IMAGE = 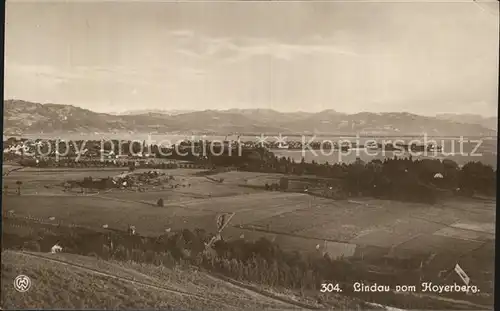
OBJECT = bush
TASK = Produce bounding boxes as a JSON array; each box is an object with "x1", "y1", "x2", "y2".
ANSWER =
[
  {"x1": 131, "y1": 249, "x2": 144, "y2": 263},
  {"x1": 161, "y1": 251, "x2": 177, "y2": 267},
  {"x1": 102, "y1": 244, "x2": 111, "y2": 260},
  {"x1": 87, "y1": 252, "x2": 99, "y2": 258},
  {"x1": 144, "y1": 250, "x2": 156, "y2": 263},
  {"x1": 114, "y1": 245, "x2": 128, "y2": 261},
  {"x1": 23, "y1": 241, "x2": 41, "y2": 252}
]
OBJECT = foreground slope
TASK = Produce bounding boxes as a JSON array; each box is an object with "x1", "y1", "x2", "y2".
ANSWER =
[{"x1": 1, "y1": 250, "x2": 302, "y2": 310}]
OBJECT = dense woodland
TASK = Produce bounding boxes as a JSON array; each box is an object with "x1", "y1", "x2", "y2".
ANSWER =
[{"x1": 255, "y1": 155, "x2": 497, "y2": 203}]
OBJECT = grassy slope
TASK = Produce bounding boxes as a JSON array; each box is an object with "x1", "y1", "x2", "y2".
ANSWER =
[{"x1": 1, "y1": 250, "x2": 300, "y2": 310}]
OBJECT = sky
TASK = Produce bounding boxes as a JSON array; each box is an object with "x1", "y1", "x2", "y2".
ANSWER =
[{"x1": 4, "y1": 0, "x2": 499, "y2": 116}]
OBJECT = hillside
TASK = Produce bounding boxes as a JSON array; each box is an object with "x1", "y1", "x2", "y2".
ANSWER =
[
  {"x1": 1, "y1": 250, "x2": 318, "y2": 310},
  {"x1": 3, "y1": 100, "x2": 496, "y2": 136},
  {"x1": 225, "y1": 108, "x2": 314, "y2": 124},
  {"x1": 3, "y1": 100, "x2": 127, "y2": 134},
  {"x1": 436, "y1": 113, "x2": 497, "y2": 130},
  {"x1": 114, "y1": 109, "x2": 194, "y2": 116},
  {"x1": 282, "y1": 111, "x2": 496, "y2": 136}
]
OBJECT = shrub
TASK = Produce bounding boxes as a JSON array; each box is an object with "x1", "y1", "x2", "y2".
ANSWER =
[
  {"x1": 114, "y1": 245, "x2": 128, "y2": 260},
  {"x1": 23, "y1": 241, "x2": 41, "y2": 252},
  {"x1": 161, "y1": 251, "x2": 177, "y2": 267},
  {"x1": 131, "y1": 249, "x2": 144, "y2": 263},
  {"x1": 144, "y1": 250, "x2": 156, "y2": 263},
  {"x1": 87, "y1": 252, "x2": 99, "y2": 258},
  {"x1": 101, "y1": 244, "x2": 111, "y2": 260}
]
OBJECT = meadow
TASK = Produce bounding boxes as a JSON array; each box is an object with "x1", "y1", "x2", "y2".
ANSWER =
[
  {"x1": 2, "y1": 166, "x2": 495, "y2": 305},
  {"x1": 1, "y1": 250, "x2": 299, "y2": 310}
]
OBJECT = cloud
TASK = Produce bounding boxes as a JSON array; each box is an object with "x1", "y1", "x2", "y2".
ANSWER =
[
  {"x1": 5, "y1": 63, "x2": 78, "y2": 86},
  {"x1": 173, "y1": 34, "x2": 359, "y2": 64},
  {"x1": 180, "y1": 68, "x2": 205, "y2": 77},
  {"x1": 170, "y1": 29, "x2": 195, "y2": 39},
  {"x1": 227, "y1": 42, "x2": 359, "y2": 63},
  {"x1": 4, "y1": 61, "x2": 192, "y2": 109},
  {"x1": 5, "y1": 62, "x2": 206, "y2": 89},
  {"x1": 176, "y1": 49, "x2": 203, "y2": 59}
]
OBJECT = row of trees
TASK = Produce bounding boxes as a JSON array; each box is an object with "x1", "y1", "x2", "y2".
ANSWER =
[
  {"x1": 5, "y1": 223, "x2": 400, "y2": 297},
  {"x1": 243, "y1": 155, "x2": 496, "y2": 203},
  {"x1": 14, "y1": 157, "x2": 214, "y2": 171},
  {"x1": 4, "y1": 138, "x2": 240, "y2": 162},
  {"x1": 7, "y1": 219, "x2": 485, "y2": 308}
]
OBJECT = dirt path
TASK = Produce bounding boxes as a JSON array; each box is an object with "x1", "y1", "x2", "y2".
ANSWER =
[
  {"x1": 204, "y1": 272, "x2": 318, "y2": 310},
  {"x1": 92, "y1": 195, "x2": 156, "y2": 206},
  {"x1": 2, "y1": 166, "x2": 24, "y2": 176},
  {"x1": 13, "y1": 251, "x2": 302, "y2": 310},
  {"x1": 235, "y1": 224, "x2": 353, "y2": 245}
]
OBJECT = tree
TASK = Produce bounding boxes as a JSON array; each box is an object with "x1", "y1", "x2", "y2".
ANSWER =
[
  {"x1": 157, "y1": 198, "x2": 164, "y2": 207},
  {"x1": 459, "y1": 162, "x2": 495, "y2": 196},
  {"x1": 15, "y1": 181, "x2": 22, "y2": 195},
  {"x1": 441, "y1": 159, "x2": 459, "y2": 189},
  {"x1": 417, "y1": 159, "x2": 444, "y2": 182}
]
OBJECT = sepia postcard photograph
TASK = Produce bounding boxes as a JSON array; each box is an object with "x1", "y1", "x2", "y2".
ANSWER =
[{"x1": 1, "y1": 0, "x2": 498, "y2": 310}]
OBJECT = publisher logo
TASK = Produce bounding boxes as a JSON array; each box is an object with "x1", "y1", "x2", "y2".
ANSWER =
[{"x1": 14, "y1": 275, "x2": 31, "y2": 292}]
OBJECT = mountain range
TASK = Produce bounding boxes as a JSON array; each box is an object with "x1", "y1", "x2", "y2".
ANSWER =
[
  {"x1": 3, "y1": 100, "x2": 497, "y2": 137},
  {"x1": 112, "y1": 109, "x2": 194, "y2": 116},
  {"x1": 435, "y1": 113, "x2": 497, "y2": 131}
]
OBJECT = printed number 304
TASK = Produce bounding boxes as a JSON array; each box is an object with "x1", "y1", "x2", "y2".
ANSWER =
[{"x1": 320, "y1": 283, "x2": 342, "y2": 293}]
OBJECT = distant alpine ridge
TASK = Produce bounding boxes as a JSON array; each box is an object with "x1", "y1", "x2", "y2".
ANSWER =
[{"x1": 3, "y1": 100, "x2": 496, "y2": 137}]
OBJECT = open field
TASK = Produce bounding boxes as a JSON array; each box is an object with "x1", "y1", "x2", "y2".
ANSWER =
[
  {"x1": 96, "y1": 179, "x2": 263, "y2": 203},
  {"x1": 3, "y1": 168, "x2": 495, "y2": 250},
  {"x1": 2, "y1": 166, "x2": 263, "y2": 198},
  {"x1": 206, "y1": 171, "x2": 286, "y2": 185},
  {"x1": 2, "y1": 168, "x2": 495, "y2": 303},
  {"x1": 1, "y1": 250, "x2": 309, "y2": 310},
  {"x1": 3, "y1": 195, "x2": 218, "y2": 234},
  {"x1": 4, "y1": 182, "x2": 494, "y2": 261}
]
